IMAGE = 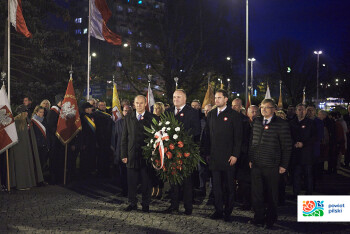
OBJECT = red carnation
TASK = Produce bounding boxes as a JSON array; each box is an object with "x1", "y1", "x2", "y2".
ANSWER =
[
  {"x1": 184, "y1": 152, "x2": 190, "y2": 158},
  {"x1": 169, "y1": 144, "x2": 175, "y2": 150},
  {"x1": 177, "y1": 152, "x2": 183, "y2": 158},
  {"x1": 177, "y1": 159, "x2": 183, "y2": 165},
  {"x1": 166, "y1": 151, "x2": 173, "y2": 159},
  {"x1": 178, "y1": 141, "x2": 184, "y2": 148}
]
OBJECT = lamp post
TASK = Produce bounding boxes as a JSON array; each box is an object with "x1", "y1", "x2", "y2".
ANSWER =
[
  {"x1": 245, "y1": 0, "x2": 249, "y2": 108},
  {"x1": 227, "y1": 78, "x2": 231, "y2": 93},
  {"x1": 314, "y1": 50, "x2": 322, "y2": 102},
  {"x1": 174, "y1": 77, "x2": 179, "y2": 89},
  {"x1": 248, "y1": 58, "x2": 255, "y2": 96},
  {"x1": 124, "y1": 43, "x2": 132, "y2": 67}
]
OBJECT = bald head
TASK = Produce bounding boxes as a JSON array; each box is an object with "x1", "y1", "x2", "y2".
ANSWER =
[
  {"x1": 232, "y1": 98, "x2": 242, "y2": 113},
  {"x1": 134, "y1": 95, "x2": 147, "y2": 114}
]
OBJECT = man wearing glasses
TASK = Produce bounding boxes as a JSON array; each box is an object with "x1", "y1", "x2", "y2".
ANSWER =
[{"x1": 248, "y1": 99, "x2": 292, "y2": 228}]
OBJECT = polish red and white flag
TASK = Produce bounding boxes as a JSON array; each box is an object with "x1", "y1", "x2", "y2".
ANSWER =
[
  {"x1": 9, "y1": 0, "x2": 32, "y2": 38},
  {"x1": 0, "y1": 85, "x2": 18, "y2": 154},
  {"x1": 90, "y1": 0, "x2": 122, "y2": 45}
]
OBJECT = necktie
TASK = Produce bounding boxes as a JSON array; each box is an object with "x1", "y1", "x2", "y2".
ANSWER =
[
  {"x1": 217, "y1": 110, "x2": 222, "y2": 116},
  {"x1": 264, "y1": 119, "x2": 268, "y2": 125},
  {"x1": 138, "y1": 114, "x2": 142, "y2": 121},
  {"x1": 176, "y1": 108, "x2": 181, "y2": 116}
]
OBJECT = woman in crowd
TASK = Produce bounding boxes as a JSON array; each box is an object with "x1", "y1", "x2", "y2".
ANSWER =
[
  {"x1": 151, "y1": 102, "x2": 165, "y2": 199},
  {"x1": 31, "y1": 106, "x2": 50, "y2": 181},
  {"x1": 40, "y1": 99, "x2": 51, "y2": 118},
  {"x1": 9, "y1": 106, "x2": 44, "y2": 190}
]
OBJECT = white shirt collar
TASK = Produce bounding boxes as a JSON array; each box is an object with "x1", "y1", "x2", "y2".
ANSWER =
[
  {"x1": 136, "y1": 111, "x2": 145, "y2": 117},
  {"x1": 175, "y1": 105, "x2": 186, "y2": 113},
  {"x1": 263, "y1": 116, "x2": 273, "y2": 124},
  {"x1": 217, "y1": 106, "x2": 227, "y2": 115}
]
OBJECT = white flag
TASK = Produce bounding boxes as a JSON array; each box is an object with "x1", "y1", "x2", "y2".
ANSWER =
[
  {"x1": 0, "y1": 85, "x2": 18, "y2": 154},
  {"x1": 265, "y1": 83, "x2": 271, "y2": 99}
]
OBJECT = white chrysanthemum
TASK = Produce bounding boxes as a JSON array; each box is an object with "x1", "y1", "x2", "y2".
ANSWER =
[
  {"x1": 162, "y1": 127, "x2": 166, "y2": 132},
  {"x1": 165, "y1": 121, "x2": 170, "y2": 125},
  {"x1": 159, "y1": 122, "x2": 162, "y2": 126},
  {"x1": 150, "y1": 139, "x2": 154, "y2": 143},
  {"x1": 153, "y1": 143, "x2": 157, "y2": 148},
  {"x1": 167, "y1": 127, "x2": 171, "y2": 131},
  {"x1": 175, "y1": 127, "x2": 181, "y2": 132},
  {"x1": 173, "y1": 134, "x2": 178, "y2": 140},
  {"x1": 147, "y1": 143, "x2": 150, "y2": 147}
]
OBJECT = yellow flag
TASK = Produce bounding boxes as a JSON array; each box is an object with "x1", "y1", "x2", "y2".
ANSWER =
[
  {"x1": 112, "y1": 83, "x2": 123, "y2": 121},
  {"x1": 202, "y1": 84, "x2": 215, "y2": 108},
  {"x1": 278, "y1": 82, "x2": 283, "y2": 109}
]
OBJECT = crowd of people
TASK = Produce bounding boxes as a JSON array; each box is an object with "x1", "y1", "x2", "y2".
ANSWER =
[{"x1": 1, "y1": 89, "x2": 350, "y2": 229}]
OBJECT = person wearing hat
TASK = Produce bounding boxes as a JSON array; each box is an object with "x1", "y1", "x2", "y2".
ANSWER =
[
  {"x1": 46, "y1": 94, "x2": 64, "y2": 184},
  {"x1": 9, "y1": 106, "x2": 44, "y2": 189},
  {"x1": 79, "y1": 102, "x2": 97, "y2": 177}
]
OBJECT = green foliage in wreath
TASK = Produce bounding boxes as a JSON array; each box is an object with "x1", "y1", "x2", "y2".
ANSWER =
[{"x1": 143, "y1": 112, "x2": 204, "y2": 185}]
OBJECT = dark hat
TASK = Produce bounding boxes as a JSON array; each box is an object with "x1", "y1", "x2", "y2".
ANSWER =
[
  {"x1": 81, "y1": 102, "x2": 93, "y2": 110},
  {"x1": 15, "y1": 104, "x2": 29, "y2": 114},
  {"x1": 55, "y1": 94, "x2": 64, "y2": 105}
]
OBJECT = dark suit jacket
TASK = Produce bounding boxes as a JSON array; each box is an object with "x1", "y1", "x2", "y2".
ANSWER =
[
  {"x1": 290, "y1": 117, "x2": 317, "y2": 165},
  {"x1": 121, "y1": 110, "x2": 155, "y2": 169},
  {"x1": 166, "y1": 105, "x2": 201, "y2": 142},
  {"x1": 91, "y1": 109, "x2": 113, "y2": 149},
  {"x1": 203, "y1": 107, "x2": 243, "y2": 171}
]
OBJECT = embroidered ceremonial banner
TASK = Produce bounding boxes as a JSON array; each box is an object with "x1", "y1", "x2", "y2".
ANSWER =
[{"x1": 56, "y1": 78, "x2": 82, "y2": 144}]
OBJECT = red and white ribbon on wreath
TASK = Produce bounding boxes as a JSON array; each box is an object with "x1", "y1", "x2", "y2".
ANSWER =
[{"x1": 152, "y1": 130, "x2": 169, "y2": 170}]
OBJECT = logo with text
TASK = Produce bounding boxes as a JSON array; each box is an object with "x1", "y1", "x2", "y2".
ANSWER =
[{"x1": 303, "y1": 200, "x2": 324, "y2": 217}]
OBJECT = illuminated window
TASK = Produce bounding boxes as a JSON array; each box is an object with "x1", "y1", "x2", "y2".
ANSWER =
[
  {"x1": 146, "y1": 64, "x2": 151, "y2": 69},
  {"x1": 155, "y1": 4, "x2": 160, "y2": 8},
  {"x1": 128, "y1": 8, "x2": 133, "y2": 13},
  {"x1": 137, "y1": 42, "x2": 142, "y2": 47},
  {"x1": 128, "y1": 29, "x2": 132, "y2": 35},
  {"x1": 75, "y1": 29, "x2": 81, "y2": 34},
  {"x1": 75, "y1": 18, "x2": 82, "y2": 23},
  {"x1": 146, "y1": 43, "x2": 151, "y2": 48},
  {"x1": 117, "y1": 5, "x2": 123, "y2": 11},
  {"x1": 116, "y1": 61, "x2": 122, "y2": 67}
]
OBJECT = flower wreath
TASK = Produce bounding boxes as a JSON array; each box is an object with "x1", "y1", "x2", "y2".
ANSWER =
[{"x1": 143, "y1": 112, "x2": 204, "y2": 185}]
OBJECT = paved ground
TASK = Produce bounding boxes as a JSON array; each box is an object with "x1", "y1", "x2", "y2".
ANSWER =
[{"x1": 1, "y1": 168, "x2": 350, "y2": 233}]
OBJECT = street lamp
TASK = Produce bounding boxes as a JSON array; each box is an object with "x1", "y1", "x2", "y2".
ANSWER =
[
  {"x1": 248, "y1": 58, "x2": 256, "y2": 95},
  {"x1": 227, "y1": 78, "x2": 231, "y2": 93},
  {"x1": 314, "y1": 50, "x2": 322, "y2": 102},
  {"x1": 226, "y1": 56, "x2": 231, "y2": 61},
  {"x1": 91, "y1": 52, "x2": 97, "y2": 57}
]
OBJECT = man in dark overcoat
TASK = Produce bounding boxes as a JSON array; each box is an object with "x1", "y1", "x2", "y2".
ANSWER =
[
  {"x1": 121, "y1": 95, "x2": 156, "y2": 212},
  {"x1": 164, "y1": 89, "x2": 201, "y2": 215},
  {"x1": 204, "y1": 90, "x2": 242, "y2": 222},
  {"x1": 92, "y1": 101, "x2": 114, "y2": 177},
  {"x1": 290, "y1": 103, "x2": 317, "y2": 196}
]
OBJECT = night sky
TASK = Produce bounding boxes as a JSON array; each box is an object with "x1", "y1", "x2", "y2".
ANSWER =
[{"x1": 250, "y1": 0, "x2": 350, "y2": 63}]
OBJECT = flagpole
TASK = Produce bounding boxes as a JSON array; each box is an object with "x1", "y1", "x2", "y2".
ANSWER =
[
  {"x1": 87, "y1": 0, "x2": 91, "y2": 100},
  {"x1": 63, "y1": 144, "x2": 68, "y2": 186},
  {"x1": 6, "y1": 150, "x2": 10, "y2": 192},
  {"x1": 7, "y1": 0, "x2": 10, "y2": 102}
]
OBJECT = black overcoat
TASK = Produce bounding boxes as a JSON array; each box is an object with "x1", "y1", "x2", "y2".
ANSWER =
[
  {"x1": 121, "y1": 111, "x2": 155, "y2": 169},
  {"x1": 166, "y1": 105, "x2": 201, "y2": 142},
  {"x1": 204, "y1": 107, "x2": 243, "y2": 171}
]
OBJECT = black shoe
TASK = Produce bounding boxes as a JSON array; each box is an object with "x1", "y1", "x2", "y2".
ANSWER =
[
  {"x1": 142, "y1": 206, "x2": 149, "y2": 213},
  {"x1": 224, "y1": 215, "x2": 233, "y2": 222},
  {"x1": 264, "y1": 222, "x2": 274, "y2": 229},
  {"x1": 248, "y1": 219, "x2": 264, "y2": 227},
  {"x1": 124, "y1": 205, "x2": 137, "y2": 211},
  {"x1": 184, "y1": 209, "x2": 192, "y2": 215},
  {"x1": 210, "y1": 211, "x2": 223, "y2": 220},
  {"x1": 163, "y1": 206, "x2": 179, "y2": 214},
  {"x1": 238, "y1": 204, "x2": 251, "y2": 211}
]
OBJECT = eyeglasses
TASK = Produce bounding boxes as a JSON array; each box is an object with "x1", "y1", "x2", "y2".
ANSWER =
[{"x1": 260, "y1": 106, "x2": 274, "y2": 110}]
